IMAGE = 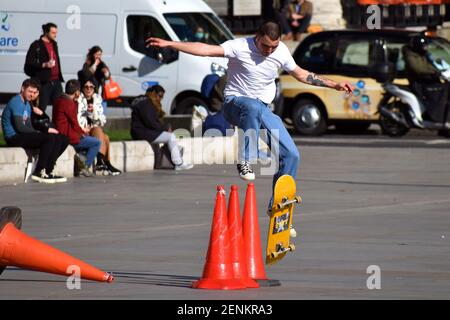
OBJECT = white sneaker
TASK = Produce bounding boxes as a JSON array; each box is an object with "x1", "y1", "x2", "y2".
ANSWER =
[
  {"x1": 175, "y1": 161, "x2": 194, "y2": 170},
  {"x1": 237, "y1": 161, "x2": 255, "y2": 181}
]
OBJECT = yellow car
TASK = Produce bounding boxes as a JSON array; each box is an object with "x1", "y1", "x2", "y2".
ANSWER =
[{"x1": 280, "y1": 29, "x2": 449, "y2": 135}]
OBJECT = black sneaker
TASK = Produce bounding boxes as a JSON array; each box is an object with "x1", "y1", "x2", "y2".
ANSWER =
[
  {"x1": 94, "y1": 164, "x2": 109, "y2": 176},
  {"x1": 48, "y1": 171, "x2": 67, "y2": 183},
  {"x1": 105, "y1": 161, "x2": 122, "y2": 176},
  {"x1": 237, "y1": 161, "x2": 255, "y2": 181},
  {"x1": 31, "y1": 169, "x2": 56, "y2": 184}
]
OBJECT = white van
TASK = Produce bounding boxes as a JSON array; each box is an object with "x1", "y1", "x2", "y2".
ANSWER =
[{"x1": 0, "y1": 0, "x2": 239, "y2": 114}]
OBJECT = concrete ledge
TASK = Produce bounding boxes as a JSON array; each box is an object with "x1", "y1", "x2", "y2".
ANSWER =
[{"x1": 0, "y1": 136, "x2": 240, "y2": 185}]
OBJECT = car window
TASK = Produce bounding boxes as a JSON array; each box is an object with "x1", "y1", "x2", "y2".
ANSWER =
[
  {"x1": 295, "y1": 38, "x2": 334, "y2": 73},
  {"x1": 429, "y1": 38, "x2": 450, "y2": 66},
  {"x1": 164, "y1": 12, "x2": 233, "y2": 45},
  {"x1": 382, "y1": 40, "x2": 406, "y2": 77},
  {"x1": 335, "y1": 38, "x2": 372, "y2": 77},
  {"x1": 127, "y1": 15, "x2": 170, "y2": 55}
]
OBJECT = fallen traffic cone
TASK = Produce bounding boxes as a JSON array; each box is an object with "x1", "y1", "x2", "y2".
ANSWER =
[
  {"x1": 192, "y1": 186, "x2": 246, "y2": 290},
  {"x1": 227, "y1": 185, "x2": 259, "y2": 288},
  {"x1": 242, "y1": 184, "x2": 280, "y2": 287},
  {"x1": 0, "y1": 206, "x2": 113, "y2": 283}
]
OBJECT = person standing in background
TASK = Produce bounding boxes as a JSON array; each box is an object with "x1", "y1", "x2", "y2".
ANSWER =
[{"x1": 24, "y1": 22, "x2": 64, "y2": 112}]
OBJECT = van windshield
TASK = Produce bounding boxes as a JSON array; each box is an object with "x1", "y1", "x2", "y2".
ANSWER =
[{"x1": 164, "y1": 12, "x2": 233, "y2": 45}]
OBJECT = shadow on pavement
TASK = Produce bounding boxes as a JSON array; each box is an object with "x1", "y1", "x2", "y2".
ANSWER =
[{"x1": 111, "y1": 271, "x2": 199, "y2": 288}]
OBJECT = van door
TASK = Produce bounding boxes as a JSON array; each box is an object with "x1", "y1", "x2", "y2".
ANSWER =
[{"x1": 119, "y1": 13, "x2": 178, "y2": 112}]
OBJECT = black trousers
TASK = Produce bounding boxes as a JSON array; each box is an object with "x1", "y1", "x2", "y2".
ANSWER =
[
  {"x1": 6, "y1": 133, "x2": 69, "y2": 174},
  {"x1": 38, "y1": 80, "x2": 63, "y2": 112}
]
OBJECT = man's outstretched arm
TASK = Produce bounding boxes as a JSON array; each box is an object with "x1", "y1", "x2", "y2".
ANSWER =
[
  {"x1": 289, "y1": 65, "x2": 354, "y2": 94},
  {"x1": 146, "y1": 37, "x2": 224, "y2": 57}
]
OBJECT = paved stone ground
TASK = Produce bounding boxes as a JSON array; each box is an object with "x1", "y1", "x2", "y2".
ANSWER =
[{"x1": 0, "y1": 144, "x2": 449, "y2": 300}]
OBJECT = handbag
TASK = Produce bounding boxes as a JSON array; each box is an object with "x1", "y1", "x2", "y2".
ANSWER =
[
  {"x1": 31, "y1": 111, "x2": 52, "y2": 133},
  {"x1": 103, "y1": 77, "x2": 122, "y2": 100}
]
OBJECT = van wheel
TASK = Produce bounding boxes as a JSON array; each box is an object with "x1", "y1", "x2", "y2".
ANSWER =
[
  {"x1": 174, "y1": 96, "x2": 207, "y2": 115},
  {"x1": 292, "y1": 99, "x2": 327, "y2": 135},
  {"x1": 335, "y1": 122, "x2": 371, "y2": 134}
]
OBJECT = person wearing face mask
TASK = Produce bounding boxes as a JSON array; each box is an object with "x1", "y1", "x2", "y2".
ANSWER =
[
  {"x1": 53, "y1": 79, "x2": 101, "y2": 177},
  {"x1": 194, "y1": 27, "x2": 207, "y2": 43},
  {"x1": 78, "y1": 46, "x2": 111, "y2": 97},
  {"x1": 24, "y1": 22, "x2": 64, "y2": 112},
  {"x1": 146, "y1": 21, "x2": 353, "y2": 222}
]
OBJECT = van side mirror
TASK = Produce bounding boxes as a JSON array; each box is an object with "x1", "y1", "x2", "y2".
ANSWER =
[
  {"x1": 145, "y1": 47, "x2": 178, "y2": 64},
  {"x1": 159, "y1": 48, "x2": 179, "y2": 64}
]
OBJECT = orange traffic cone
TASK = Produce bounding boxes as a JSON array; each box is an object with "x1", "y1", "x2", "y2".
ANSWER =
[
  {"x1": 192, "y1": 186, "x2": 246, "y2": 290},
  {"x1": 242, "y1": 184, "x2": 280, "y2": 286},
  {"x1": 227, "y1": 185, "x2": 259, "y2": 288},
  {"x1": 0, "y1": 207, "x2": 113, "y2": 283}
]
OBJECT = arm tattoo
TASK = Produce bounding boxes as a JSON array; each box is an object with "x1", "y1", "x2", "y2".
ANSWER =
[{"x1": 305, "y1": 72, "x2": 331, "y2": 88}]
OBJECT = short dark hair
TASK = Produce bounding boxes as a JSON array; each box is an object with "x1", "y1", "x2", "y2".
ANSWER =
[
  {"x1": 42, "y1": 22, "x2": 57, "y2": 35},
  {"x1": 21, "y1": 78, "x2": 40, "y2": 90},
  {"x1": 147, "y1": 84, "x2": 165, "y2": 95},
  {"x1": 65, "y1": 79, "x2": 81, "y2": 95},
  {"x1": 257, "y1": 21, "x2": 282, "y2": 41}
]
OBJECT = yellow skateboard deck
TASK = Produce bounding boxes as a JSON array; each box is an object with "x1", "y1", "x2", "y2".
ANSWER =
[{"x1": 266, "y1": 175, "x2": 301, "y2": 265}]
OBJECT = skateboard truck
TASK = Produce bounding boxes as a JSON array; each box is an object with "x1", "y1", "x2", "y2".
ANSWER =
[
  {"x1": 276, "y1": 196, "x2": 302, "y2": 210},
  {"x1": 270, "y1": 243, "x2": 296, "y2": 258}
]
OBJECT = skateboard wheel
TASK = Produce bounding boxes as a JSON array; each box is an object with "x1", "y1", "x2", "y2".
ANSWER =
[
  {"x1": 290, "y1": 226, "x2": 297, "y2": 238},
  {"x1": 295, "y1": 196, "x2": 302, "y2": 204},
  {"x1": 288, "y1": 244, "x2": 296, "y2": 252},
  {"x1": 271, "y1": 252, "x2": 279, "y2": 259}
]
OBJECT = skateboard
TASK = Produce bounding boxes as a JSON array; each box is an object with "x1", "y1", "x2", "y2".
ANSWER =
[{"x1": 266, "y1": 175, "x2": 301, "y2": 265}]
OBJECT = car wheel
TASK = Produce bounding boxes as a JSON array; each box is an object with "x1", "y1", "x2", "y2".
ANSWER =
[
  {"x1": 335, "y1": 122, "x2": 371, "y2": 135},
  {"x1": 174, "y1": 96, "x2": 207, "y2": 115},
  {"x1": 292, "y1": 98, "x2": 327, "y2": 135}
]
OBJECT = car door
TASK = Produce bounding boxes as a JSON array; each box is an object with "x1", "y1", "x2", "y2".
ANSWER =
[
  {"x1": 329, "y1": 36, "x2": 381, "y2": 120},
  {"x1": 119, "y1": 14, "x2": 178, "y2": 112}
]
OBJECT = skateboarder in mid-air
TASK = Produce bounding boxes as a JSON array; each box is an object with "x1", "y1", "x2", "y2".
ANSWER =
[{"x1": 147, "y1": 21, "x2": 353, "y2": 223}]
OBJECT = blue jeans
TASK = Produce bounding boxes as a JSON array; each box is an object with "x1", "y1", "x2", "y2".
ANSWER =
[
  {"x1": 223, "y1": 96, "x2": 300, "y2": 206},
  {"x1": 74, "y1": 136, "x2": 101, "y2": 167}
]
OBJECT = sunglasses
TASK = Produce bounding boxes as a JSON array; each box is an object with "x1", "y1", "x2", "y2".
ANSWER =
[{"x1": 84, "y1": 85, "x2": 95, "y2": 90}]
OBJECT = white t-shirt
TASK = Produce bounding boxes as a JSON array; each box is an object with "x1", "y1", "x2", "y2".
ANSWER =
[{"x1": 220, "y1": 37, "x2": 297, "y2": 104}]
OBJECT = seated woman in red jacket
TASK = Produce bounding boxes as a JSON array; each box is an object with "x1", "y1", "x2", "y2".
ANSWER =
[{"x1": 52, "y1": 79, "x2": 101, "y2": 177}]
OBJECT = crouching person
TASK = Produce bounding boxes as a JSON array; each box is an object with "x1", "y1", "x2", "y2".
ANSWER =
[
  {"x1": 1, "y1": 79, "x2": 68, "y2": 183},
  {"x1": 53, "y1": 79, "x2": 101, "y2": 177}
]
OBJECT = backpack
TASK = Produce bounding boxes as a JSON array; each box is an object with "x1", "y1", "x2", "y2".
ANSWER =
[
  {"x1": 200, "y1": 74, "x2": 220, "y2": 99},
  {"x1": 24, "y1": 42, "x2": 41, "y2": 77}
]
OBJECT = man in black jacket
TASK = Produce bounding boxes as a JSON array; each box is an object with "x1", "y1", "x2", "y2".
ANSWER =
[
  {"x1": 130, "y1": 85, "x2": 193, "y2": 170},
  {"x1": 24, "y1": 22, "x2": 64, "y2": 112}
]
